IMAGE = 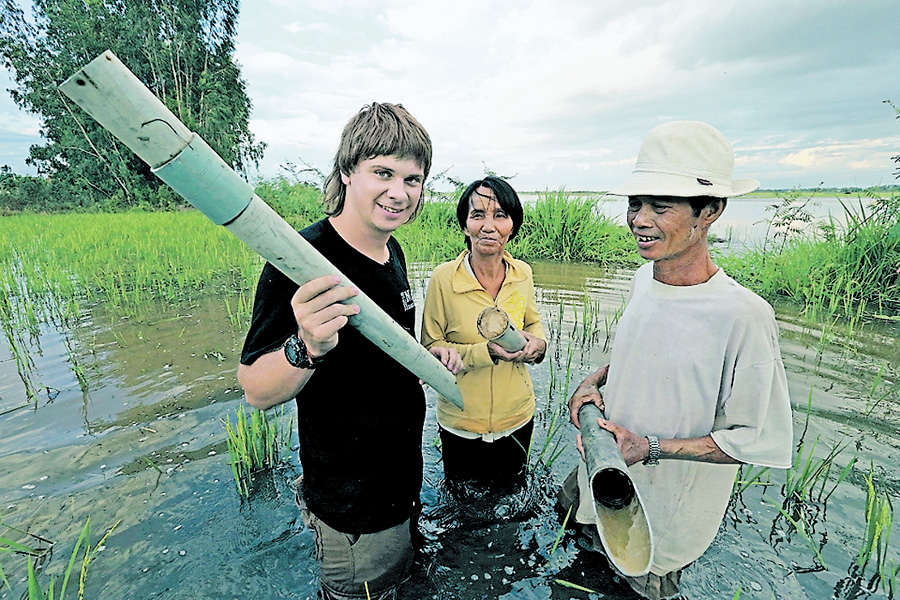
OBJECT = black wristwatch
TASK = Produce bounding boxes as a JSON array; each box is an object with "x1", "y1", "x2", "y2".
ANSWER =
[
  {"x1": 643, "y1": 435, "x2": 660, "y2": 466},
  {"x1": 284, "y1": 334, "x2": 326, "y2": 370}
]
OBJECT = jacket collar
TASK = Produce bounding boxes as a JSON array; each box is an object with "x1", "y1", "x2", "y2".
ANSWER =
[{"x1": 449, "y1": 249, "x2": 526, "y2": 294}]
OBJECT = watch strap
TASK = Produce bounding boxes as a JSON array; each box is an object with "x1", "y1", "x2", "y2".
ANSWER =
[{"x1": 643, "y1": 435, "x2": 660, "y2": 466}]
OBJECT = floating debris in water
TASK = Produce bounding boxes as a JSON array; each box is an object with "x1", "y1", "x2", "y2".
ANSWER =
[{"x1": 22, "y1": 484, "x2": 35, "y2": 489}]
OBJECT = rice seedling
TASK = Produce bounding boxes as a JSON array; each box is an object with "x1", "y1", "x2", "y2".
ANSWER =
[
  {"x1": 223, "y1": 289, "x2": 253, "y2": 332},
  {"x1": 1, "y1": 517, "x2": 118, "y2": 600},
  {"x1": 554, "y1": 579, "x2": 598, "y2": 594},
  {"x1": 768, "y1": 498, "x2": 826, "y2": 568},
  {"x1": 529, "y1": 339, "x2": 576, "y2": 472},
  {"x1": 863, "y1": 363, "x2": 897, "y2": 418},
  {"x1": 857, "y1": 463, "x2": 894, "y2": 579},
  {"x1": 223, "y1": 403, "x2": 294, "y2": 496},
  {"x1": 783, "y1": 437, "x2": 855, "y2": 506},
  {"x1": 781, "y1": 389, "x2": 857, "y2": 507},
  {"x1": 882, "y1": 559, "x2": 900, "y2": 597},
  {"x1": 63, "y1": 336, "x2": 89, "y2": 394},
  {"x1": 550, "y1": 506, "x2": 572, "y2": 555},
  {"x1": 733, "y1": 464, "x2": 772, "y2": 496}
]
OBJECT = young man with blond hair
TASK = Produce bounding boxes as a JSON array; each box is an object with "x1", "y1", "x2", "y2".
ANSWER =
[{"x1": 239, "y1": 103, "x2": 460, "y2": 600}]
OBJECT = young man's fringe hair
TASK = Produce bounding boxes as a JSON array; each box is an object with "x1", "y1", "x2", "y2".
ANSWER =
[{"x1": 322, "y1": 103, "x2": 432, "y2": 221}]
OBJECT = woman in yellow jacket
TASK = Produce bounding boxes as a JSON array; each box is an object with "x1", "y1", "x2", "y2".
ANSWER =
[{"x1": 421, "y1": 176, "x2": 547, "y2": 487}]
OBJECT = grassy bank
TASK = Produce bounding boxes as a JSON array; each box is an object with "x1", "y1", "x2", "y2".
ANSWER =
[
  {"x1": 0, "y1": 184, "x2": 636, "y2": 316},
  {"x1": 720, "y1": 190, "x2": 900, "y2": 321}
]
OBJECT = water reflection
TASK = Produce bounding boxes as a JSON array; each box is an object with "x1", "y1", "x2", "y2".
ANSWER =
[{"x1": 0, "y1": 261, "x2": 897, "y2": 599}]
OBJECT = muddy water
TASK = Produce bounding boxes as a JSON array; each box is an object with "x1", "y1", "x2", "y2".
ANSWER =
[{"x1": 1, "y1": 262, "x2": 898, "y2": 599}]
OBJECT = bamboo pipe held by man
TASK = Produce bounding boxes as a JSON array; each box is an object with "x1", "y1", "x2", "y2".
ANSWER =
[
  {"x1": 578, "y1": 403, "x2": 655, "y2": 577},
  {"x1": 58, "y1": 50, "x2": 464, "y2": 409}
]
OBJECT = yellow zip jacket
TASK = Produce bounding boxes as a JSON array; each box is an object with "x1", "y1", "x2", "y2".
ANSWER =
[{"x1": 421, "y1": 250, "x2": 546, "y2": 433}]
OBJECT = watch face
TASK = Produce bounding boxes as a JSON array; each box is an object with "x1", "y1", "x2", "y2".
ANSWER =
[
  {"x1": 284, "y1": 335, "x2": 306, "y2": 368},
  {"x1": 285, "y1": 335, "x2": 320, "y2": 369}
]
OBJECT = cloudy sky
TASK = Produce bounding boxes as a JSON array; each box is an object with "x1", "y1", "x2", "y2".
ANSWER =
[{"x1": 2, "y1": 0, "x2": 898, "y2": 191}]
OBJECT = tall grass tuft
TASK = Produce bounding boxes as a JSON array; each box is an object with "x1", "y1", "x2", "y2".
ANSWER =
[
  {"x1": 513, "y1": 191, "x2": 639, "y2": 265},
  {"x1": 857, "y1": 463, "x2": 894, "y2": 588},
  {"x1": 396, "y1": 189, "x2": 640, "y2": 266},
  {"x1": 223, "y1": 403, "x2": 294, "y2": 496},
  {"x1": 0, "y1": 518, "x2": 118, "y2": 600},
  {"x1": 721, "y1": 190, "x2": 900, "y2": 321},
  {"x1": 783, "y1": 438, "x2": 855, "y2": 506}
]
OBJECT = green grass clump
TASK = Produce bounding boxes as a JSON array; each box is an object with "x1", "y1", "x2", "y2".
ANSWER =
[
  {"x1": 394, "y1": 196, "x2": 465, "y2": 264},
  {"x1": 514, "y1": 190, "x2": 639, "y2": 265},
  {"x1": 857, "y1": 463, "x2": 895, "y2": 589},
  {"x1": 254, "y1": 178, "x2": 323, "y2": 229},
  {"x1": 398, "y1": 189, "x2": 640, "y2": 266},
  {"x1": 0, "y1": 517, "x2": 118, "y2": 600},
  {"x1": 721, "y1": 190, "x2": 900, "y2": 320},
  {"x1": 223, "y1": 403, "x2": 294, "y2": 497}
]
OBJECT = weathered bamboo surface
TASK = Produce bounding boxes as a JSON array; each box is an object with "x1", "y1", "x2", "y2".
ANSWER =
[{"x1": 578, "y1": 403, "x2": 654, "y2": 576}]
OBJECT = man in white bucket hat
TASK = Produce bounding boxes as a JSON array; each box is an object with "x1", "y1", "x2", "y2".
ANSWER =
[{"x1": 561, "y1": 121, "x2": 794, "y2": 599}]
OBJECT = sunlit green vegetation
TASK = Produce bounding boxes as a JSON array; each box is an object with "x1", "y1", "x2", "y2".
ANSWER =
[
  {"x1": 0, "y1": 517, "x2": 118, "y2": 600},
  {"x1": 398, "y1": 189, "x2": 641, "y2": 266},
  {"x1": 0, "y1": 184, "x2": 634, "y2": 317},
  {"x1": 223, "y1": 404, "x2": 294, "y2": 497},
  {"x1": 720, "y1": 190, "x2": 900, "y2": 322}
]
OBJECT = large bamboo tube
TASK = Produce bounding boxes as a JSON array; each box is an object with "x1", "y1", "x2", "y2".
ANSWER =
[
  {"x1": 578, "y1": 403, "x2": 654, "y2": 577},
  {"x1": 58, "y1": 50, "x2": 464, "y2": 409}
]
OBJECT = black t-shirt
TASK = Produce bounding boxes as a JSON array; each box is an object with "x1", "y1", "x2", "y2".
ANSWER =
[{"x1": 240, "y1": 219, "x2": 425, "y2": 534}]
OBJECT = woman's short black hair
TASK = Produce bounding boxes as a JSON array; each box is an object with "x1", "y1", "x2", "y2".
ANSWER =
[{"x1": 456, "y1": 176, "x2": 524, "y2": 249}]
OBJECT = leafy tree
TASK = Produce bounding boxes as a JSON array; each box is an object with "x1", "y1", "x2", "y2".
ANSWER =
[{"x1": 0, "y1": 0, "x2": 265, "y2": 209}]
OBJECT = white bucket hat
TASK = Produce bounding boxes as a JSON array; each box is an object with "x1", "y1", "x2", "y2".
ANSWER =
[{"x1": 610, "y1": 121, "x2": 759, "y2": 198}]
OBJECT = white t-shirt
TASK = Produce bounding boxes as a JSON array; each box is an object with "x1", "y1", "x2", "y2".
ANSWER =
[{"x1": 576, "y1": 263, "x2": 793, "y2": 575}]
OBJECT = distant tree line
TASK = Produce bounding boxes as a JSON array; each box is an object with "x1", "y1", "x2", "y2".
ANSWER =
[{"x1": 0, "y1": 0, "x2": 264, "y2": 211}]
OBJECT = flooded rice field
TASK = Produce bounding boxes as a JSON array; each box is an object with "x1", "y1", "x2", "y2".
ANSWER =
[{"x1": 1, "y1": 260, "x2": 898, "y2": 599}]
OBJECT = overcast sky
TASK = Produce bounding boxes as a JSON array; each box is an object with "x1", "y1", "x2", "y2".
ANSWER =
[{"x1": 2, "y1": 0, "x2": 898, "y2": 191}]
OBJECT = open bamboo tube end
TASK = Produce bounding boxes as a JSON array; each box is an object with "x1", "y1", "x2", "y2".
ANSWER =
[
  {"x1": 476, "y1": 306, "x2": 526, "y2": 353},
  {"x1": 579, "y1": 403, "x2": 655, "y2": 577}
]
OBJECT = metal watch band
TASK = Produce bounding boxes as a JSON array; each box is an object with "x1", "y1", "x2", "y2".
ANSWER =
[{"x1": 643, "y1": 435, "x2": 660, "y2": 466}]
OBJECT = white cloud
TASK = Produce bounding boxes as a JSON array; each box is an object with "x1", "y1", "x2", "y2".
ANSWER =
[{"x1": 0, "y1": 0, "x2": 897, "y2": 190}]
